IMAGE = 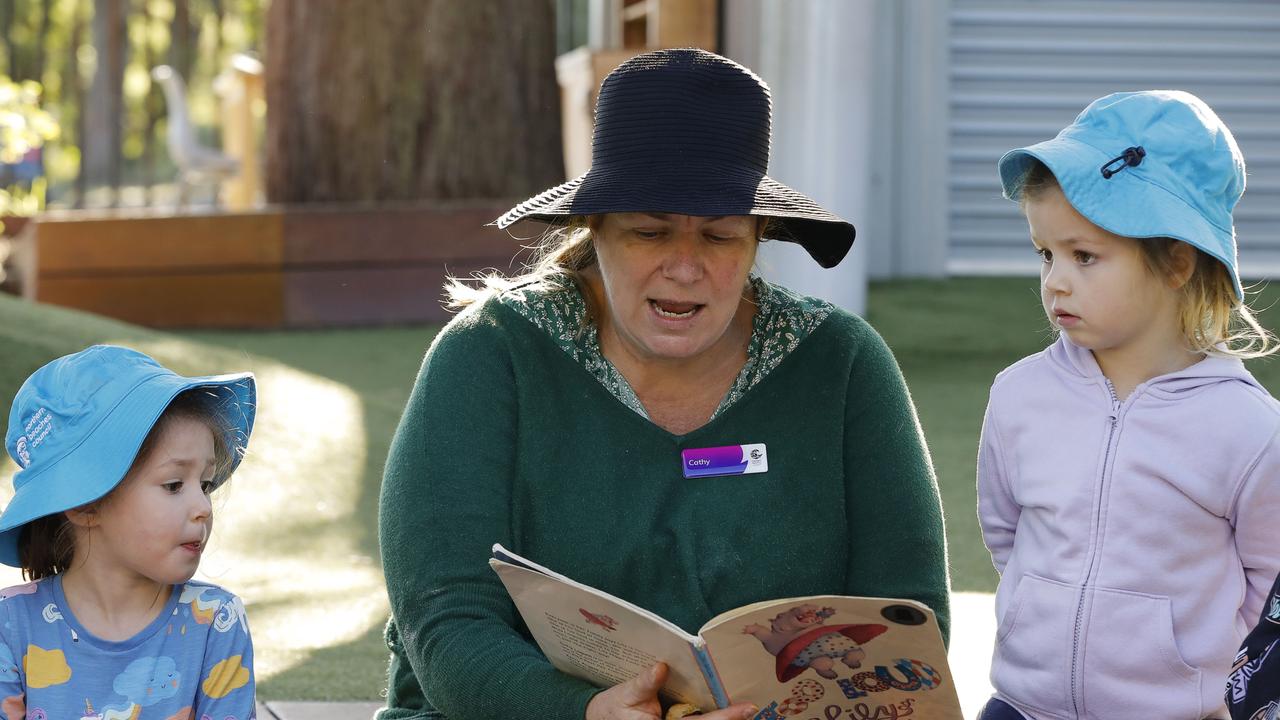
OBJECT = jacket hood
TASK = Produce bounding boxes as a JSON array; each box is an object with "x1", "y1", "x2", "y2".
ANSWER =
[{"x1": 1045, "y1": 333, "x2": 1264, "y2": 396}]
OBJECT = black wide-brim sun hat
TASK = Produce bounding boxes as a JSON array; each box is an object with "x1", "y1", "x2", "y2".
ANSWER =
[{"x1": 495, "y1": 48, "x2": 856, "y2": 269}]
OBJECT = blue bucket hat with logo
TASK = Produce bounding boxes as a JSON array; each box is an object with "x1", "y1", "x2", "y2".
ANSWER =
[
  {"x1": 0, "y1": 345, "x2": 256, "y2": 567},
  {"x1": 998, "y1": 90, "x2": 1246, "y2": 299}
]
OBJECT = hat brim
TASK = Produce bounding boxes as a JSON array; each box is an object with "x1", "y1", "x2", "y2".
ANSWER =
[
  {"x1": 494, "y1": 169, "x2": 856, "y2": 269},
  {"x1": 0, "y1": 371, "x2": 255, "y2": 567},
  {"x1": 999, "y1": 139, "x2": 1242, "y2": 299}
]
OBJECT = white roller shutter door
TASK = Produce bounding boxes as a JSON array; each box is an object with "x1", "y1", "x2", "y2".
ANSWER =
[{"x1": 948, "y1": 1, "x2": 1280, "y2": 278}]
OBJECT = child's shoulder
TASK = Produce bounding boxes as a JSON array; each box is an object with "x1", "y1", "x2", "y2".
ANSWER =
[
  {"x1": 174, "y1": 580, "x2": 249, "y2": 631},
  {"x1": 0, "y1": 578, "x2": 48, "y2": 606},
  {"x1": 989, "y1": 347, "x2": 1054, "y2": 392},
  {"x1": 176, "y1": 579, "x2": 244, "y2": 608}
]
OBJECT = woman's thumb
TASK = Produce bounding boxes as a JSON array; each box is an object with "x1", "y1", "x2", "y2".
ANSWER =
[{"x1": 620, "y1": 662, "x2": 667, "y2": 704}]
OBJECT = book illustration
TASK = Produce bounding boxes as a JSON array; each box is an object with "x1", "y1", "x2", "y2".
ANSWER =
[
  {"x1": 580, "y1": 608, "x2": 619, "y2": 632},
  {"x1": 743, "y1": 603, "x2": 885, "y2": 681},
  {"x1": 489, "y1": 544, "x2": 963, "y2": 719}
]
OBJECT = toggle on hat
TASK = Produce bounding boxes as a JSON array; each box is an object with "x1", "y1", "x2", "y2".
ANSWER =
[
  {"x1": 0, "y1": 345, "x2": 256, "y2": 567},
  {"x1": 998, "y1": 90, "x2": 1246, "y2": 298}
]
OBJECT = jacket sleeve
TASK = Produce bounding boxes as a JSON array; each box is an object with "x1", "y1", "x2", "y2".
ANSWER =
[
  {"x1": 977, "y1": 394, "x2": 1019, "y2": 576},
  {"x1": 1232, "y1": 425, "x2": 1280, "y2": 624},
  {"x1": 379, "y1": 307, "x2": 600, "y2": 720},
  {"x1": 840, "y1": 317, "x2": 951, "y2": 645}
]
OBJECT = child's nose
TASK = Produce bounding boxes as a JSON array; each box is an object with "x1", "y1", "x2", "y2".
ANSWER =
[
  {"x1": 1042, "y1": 263, "x2": 1069, "y2": 294},
  {"x1": 192, "y1": 490, "x2": 213, "y2": 519}
]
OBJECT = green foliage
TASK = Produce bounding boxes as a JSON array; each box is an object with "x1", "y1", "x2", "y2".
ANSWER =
[
  {"x1": 0, "y1": 0, "x2": 267, "y2": 203},
  {"x1": 0, "y1": 75, "x2": 57, "y2": 220}
]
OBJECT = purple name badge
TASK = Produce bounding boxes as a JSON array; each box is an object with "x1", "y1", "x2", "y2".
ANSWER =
[{"x1": 681, "y1": 443, "x2": 768, "y2": 479}]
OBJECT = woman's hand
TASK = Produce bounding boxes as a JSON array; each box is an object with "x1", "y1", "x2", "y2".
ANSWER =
[{"x1": 585, "y1": 663, "x2": 759, "y2": 720}]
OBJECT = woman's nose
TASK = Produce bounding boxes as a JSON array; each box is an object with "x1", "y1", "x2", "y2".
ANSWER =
[{"x1": 662, "y1": 230, "x2": 704, "y2": 283}]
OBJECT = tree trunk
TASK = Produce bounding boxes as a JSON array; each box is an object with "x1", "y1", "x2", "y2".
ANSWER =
[
  {"x1": 140, "y1": 0, "x2": 159, "y2": 201},
  {"x1": 34, "y1": 0, "x2": 53, "y2": 83},
  {"x1": 83, "y1": 0, "x2": 128, "y2": 201},
  {"x1": 71, "y1": 1, "x2": 87, "y2": 207},
  {"x1": 1, "y1": 0, "x2": 14, "y2": 78},
  {"x1": 168, "y1": 0, "x2": 198, "y2": 86},
  {"x1": 264, "y1": 0, "x2": 564, "y2": 203}
]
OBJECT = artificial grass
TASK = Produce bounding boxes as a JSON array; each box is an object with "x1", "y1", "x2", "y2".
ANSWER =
[{"x1": 5, "y1": 276, "x2": 1280, "y2": 700}]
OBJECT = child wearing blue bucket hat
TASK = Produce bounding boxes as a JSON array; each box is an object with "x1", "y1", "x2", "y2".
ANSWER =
[
  {"x1": 0, "y1": 345, "x2": 257, "y2": 718},
  {"x1": 976, "y1": 90, "x2": 1280, "y2": 720}
]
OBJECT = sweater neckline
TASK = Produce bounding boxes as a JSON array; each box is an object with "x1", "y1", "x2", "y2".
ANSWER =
[{"x1": 491, "y1": 297, "x2": 839, "y2": 442}]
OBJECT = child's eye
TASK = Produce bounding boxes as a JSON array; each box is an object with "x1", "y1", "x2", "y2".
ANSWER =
[
  {"x1": 162, "y1": 481, "x2": 183, "y2": 494},
  {"x1": 1035, "y1": 247, "x2": 1052, "y2": 263},
  {"x1": 1074, "y1": 250, "x2": 1096, "y2": 265}
]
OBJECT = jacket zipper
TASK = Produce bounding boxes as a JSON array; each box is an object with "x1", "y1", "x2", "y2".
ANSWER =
[{"x1": 1070, "y1": 380, "x2": 1122, "y2": 717}]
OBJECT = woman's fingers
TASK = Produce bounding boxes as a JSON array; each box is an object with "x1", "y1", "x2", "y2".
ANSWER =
[
  {"x1": 686, "y1": 703, "x2": 759, "y2": 720},
  {"x1": 585, "y1": 663, "x2": 668, "y2": 719}
]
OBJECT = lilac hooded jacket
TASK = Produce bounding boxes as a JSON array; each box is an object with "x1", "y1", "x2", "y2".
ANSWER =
[{"x1": 978, "y1": 336, "x2": 1280, "y2": 719}]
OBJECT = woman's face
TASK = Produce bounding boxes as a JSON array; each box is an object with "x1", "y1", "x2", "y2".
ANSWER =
[{"x1": 591, "y1": 212, "x2": 758, "y2": 363}]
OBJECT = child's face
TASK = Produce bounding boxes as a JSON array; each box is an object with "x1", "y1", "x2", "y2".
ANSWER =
[
  {"x1": 1027, "y1": 187, "x2": 1182, "y2": 364},
  {"x1": 79, "y1": 415, "x2": 217, "y2": 587}
]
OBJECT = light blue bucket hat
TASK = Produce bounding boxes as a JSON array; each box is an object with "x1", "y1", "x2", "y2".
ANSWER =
[
  {"x1": 998, "y1": 90, "x2": 1246, "y2": 299},
  {"x1": 1, "y1": 345, "x2": 256, "y2": 567}
]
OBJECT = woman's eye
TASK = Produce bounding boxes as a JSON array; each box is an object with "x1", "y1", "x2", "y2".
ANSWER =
[
  {"x1": 1035, "y1": 247, "x2": 1052, "y2": 263},
  {"x1": 633, "y1": 229, "x2": 663, "y2": 239},
  {"x1": 706, "y1": 234, "x2": 733, "y2": 243}
]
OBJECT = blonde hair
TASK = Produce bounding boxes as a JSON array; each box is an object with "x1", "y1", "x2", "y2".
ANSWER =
[
  {"x1": 445, "y1": 217, "x2": 598, "y2": 310},
  {"x1": 1011, "y1": 160, "x2": 1277, "y2": 359}
]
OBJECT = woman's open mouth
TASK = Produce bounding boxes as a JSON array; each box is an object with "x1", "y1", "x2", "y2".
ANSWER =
[{"x1": 649, "y1": 299, "x2": 701, "y2": 319}]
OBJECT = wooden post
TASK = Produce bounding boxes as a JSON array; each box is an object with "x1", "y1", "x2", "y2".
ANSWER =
[{"x1": 217, "y1": 54, "x2": 264, "y2": 210}]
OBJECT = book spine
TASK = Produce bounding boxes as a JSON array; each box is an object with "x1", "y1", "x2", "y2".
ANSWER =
[{"x1": 691, "y1": 643, "x2": 730, "y2": 709}]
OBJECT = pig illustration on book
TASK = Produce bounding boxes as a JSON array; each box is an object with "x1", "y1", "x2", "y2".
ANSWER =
[{"x1": 742, "y1": 603, "x2": 887, "y2": 681}]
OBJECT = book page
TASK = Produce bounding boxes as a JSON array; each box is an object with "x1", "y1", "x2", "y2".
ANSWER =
[
  {"x1": 490, "y1": 552, "x2": 716, "y2": 709},
  {"x1": 700, "y1": 596, "x2": 963, "y2": 720}
]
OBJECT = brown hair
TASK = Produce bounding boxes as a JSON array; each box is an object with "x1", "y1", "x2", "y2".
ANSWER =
[
  {"x1": 1012, "y1": 160, "x2": 1277, "y2": 359},
  {"x1": 18, "y1": 389, "x2": 234, "y2": 580},
  {"x1": 445, "y1": 215, "x2": 776, "y2": 313}
]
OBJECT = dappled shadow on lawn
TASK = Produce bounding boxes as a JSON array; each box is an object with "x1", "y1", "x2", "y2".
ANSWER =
[{"x1": 171, "y1": 325, "x2": 441, "y2": 697}]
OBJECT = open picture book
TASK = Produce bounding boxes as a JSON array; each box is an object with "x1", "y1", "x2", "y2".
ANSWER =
[{"x1": 490, "y1": 544, "x2": 963, "y2": 719}]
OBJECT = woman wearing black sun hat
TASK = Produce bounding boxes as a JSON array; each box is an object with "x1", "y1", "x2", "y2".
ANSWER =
[{"x1": 377, "y1": 48, "x2": 949, "y2": 720}]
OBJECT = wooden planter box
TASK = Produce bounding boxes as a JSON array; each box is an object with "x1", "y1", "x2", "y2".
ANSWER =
[{"x1": 23, "y1": 203, "x2": 527, "y2": 329}]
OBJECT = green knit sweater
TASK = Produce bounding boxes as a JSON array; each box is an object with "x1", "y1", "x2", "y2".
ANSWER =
[{"x1": 377, "y1": 296, "x2": 950, "y2": 720}]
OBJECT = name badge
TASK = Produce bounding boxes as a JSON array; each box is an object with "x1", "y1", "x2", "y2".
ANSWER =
[{"x1": 681, "y1": 444, "x2": 768, "y2": 479}]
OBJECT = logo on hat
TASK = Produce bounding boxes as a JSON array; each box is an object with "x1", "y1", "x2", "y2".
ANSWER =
[
  {"x1": 14, "y1": 407, "x2": 54, "y2": 468},
  {"x1": 14, "y1": 438, "x2": 29, "y2": 468}
]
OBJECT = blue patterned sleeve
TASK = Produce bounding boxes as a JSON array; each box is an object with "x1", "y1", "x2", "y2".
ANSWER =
[
  {"x1": 0, "y1": 599, "x2": 24, "y2": 713},
  {"x1": 192, "y1": 592, "x2": 256, "y2": 719}
]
